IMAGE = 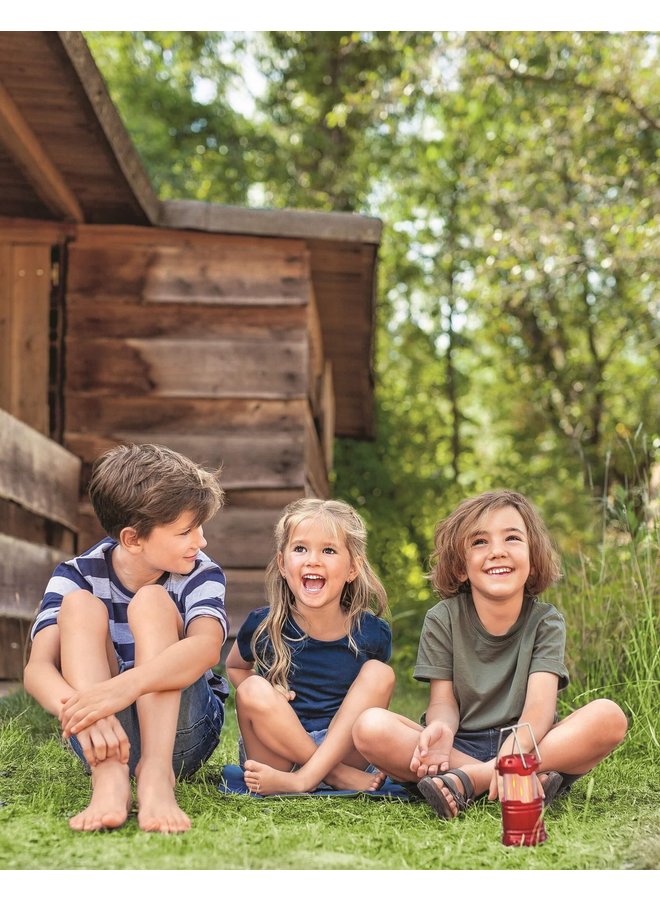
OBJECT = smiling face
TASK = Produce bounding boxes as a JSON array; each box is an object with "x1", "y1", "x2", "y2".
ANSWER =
[
  {"x1": 462, "y1": 504, "x2": 531, "y2": 607},
  {"x1": 135, "y1": 509, "x2": 208, "y2": 577},
  {"x1": 278, "y1": 516, "x2": 358, "y2": 616}
]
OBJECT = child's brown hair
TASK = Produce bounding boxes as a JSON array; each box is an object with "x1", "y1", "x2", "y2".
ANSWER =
[
  {"x1": 430, "y1": 490, "x2": 561, "y2": 599},
  {"x1": 89, "y1": 443, "x2": 224, "y2": 539}
]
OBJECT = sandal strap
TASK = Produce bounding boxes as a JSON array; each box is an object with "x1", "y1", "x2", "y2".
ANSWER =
[{"x1": 443, "y1": 768, "x2": 475, "y2": 805}]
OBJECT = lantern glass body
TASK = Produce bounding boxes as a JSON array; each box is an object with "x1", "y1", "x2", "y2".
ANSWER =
[{"x1": 496, "y1": 752, "x2": 547, "y2": 846}]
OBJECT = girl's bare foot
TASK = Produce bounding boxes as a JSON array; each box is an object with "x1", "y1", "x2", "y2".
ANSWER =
[
  {"x1": 243, "y1": 760, "x2": 304, "y2": 795},
  {"x1": 135, "y1": 760, "x2": 191, "y2": 833},
  {"x1": 69, "y1": 760, "x2": 132, "y2": 831},
  {"x1": 243, "y1": 758, "x2": 386, "y2": 794},
  {"x1": 324, "y1": 763, "x2": 386, "y2": 792}
]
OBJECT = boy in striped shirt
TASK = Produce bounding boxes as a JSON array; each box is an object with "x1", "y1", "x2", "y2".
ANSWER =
[{"x1": 24, "y1": 443, "x2": 229, "y2": 833}]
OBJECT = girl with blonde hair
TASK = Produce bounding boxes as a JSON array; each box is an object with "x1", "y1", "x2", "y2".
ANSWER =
[{"x1": 226, "y1": 498, "x2": 394, "y2": 794}]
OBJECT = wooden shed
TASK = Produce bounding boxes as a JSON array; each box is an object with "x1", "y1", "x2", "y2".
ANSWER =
[{"x1": 0, "y1": 31, "x2": 381, "y2": 679}]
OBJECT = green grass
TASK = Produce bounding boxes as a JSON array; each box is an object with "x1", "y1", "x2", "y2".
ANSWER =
[
  {"x1": 1, "y1": 676, "x2": 658, "y2": 871},
  {"x1": 1, "y1": 513, "x2": 658, "y2": 871}
]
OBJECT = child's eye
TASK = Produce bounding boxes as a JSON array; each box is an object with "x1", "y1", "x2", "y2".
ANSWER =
[
  {"x1": 322, "y1": 547, "x2": 337, "y2": 554},
  {"x1": 471, "y1": 538, "x2": 487, "y2": 547},
  {"x1": 506, "y1": 534, "x2": 523, "y2": 542},
  {"x1": 292, "y1": 544, "x2": 306, "y2": 553}
]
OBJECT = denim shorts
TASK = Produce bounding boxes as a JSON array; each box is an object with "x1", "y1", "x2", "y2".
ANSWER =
[
  {"x1": 452, "y1": 727, "x2": 505, "y2": 763},
  {"x1": 70, "y1": 673, "x2": 226, "y2": 779}
]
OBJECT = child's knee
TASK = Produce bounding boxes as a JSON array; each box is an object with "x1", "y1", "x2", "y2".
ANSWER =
[
  {"x1": 235, "y1": 675, "x2": 276, "y2": 712},
  {"x1": 128, "y1": 584, "x2": 179, "y2": 629},
  {"x1": 352, "y1": 706, "x2": 391, "y2": 751},
  {"x1": 359, "y1": 659, "x2": 396, "y2": 692},
  {"x1": 594, "y1": 699, "x2": 628, "y2": 746},
  {"x1": 59, "y1": 590, "x2": 107, "y2": 629}
]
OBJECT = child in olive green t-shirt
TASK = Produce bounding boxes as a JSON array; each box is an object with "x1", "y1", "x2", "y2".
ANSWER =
[{"x1": 352, "y1": 490, "x2": 628, "y2": 820}]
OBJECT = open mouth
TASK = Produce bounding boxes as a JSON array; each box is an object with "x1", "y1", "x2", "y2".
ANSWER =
[
  {"x1": 302, "y1": 574, "x2": 326, "y2": 592},
  {"x1": 485, "y1": 567, "x2": 513, "y2": 576}
]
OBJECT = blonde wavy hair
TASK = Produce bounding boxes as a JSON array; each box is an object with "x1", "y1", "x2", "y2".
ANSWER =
[
  {"x1": 252, "y1": 498, "x2": 389, "y2": 693},
  {"x1": 430, "y1": 490, "x2": 561, "y2": 599}
]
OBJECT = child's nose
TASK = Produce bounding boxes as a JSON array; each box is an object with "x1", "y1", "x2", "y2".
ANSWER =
[{"x1": 196, "y1": 527, "x2": 207, "y2": 549}]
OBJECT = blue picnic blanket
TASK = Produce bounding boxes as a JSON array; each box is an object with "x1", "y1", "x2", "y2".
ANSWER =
[{"x1": 217, "y1": 765, "x2": 418, "y2": 800}]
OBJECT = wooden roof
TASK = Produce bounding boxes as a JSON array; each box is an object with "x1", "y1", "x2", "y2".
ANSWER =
[{"x1": 0, "y1": 31, "x2": 380, "y2": 439}]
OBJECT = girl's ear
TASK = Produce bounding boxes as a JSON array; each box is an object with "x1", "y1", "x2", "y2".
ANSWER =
[
  {"x1": 119, "y1": 526, "x2": 141, "y2": 552},
  {"x1": 277, "y1": 550, "x2": 286, "y2": 578},
  {"x1": 347, "y1": 556, "x2": 362, "y2": 584}
]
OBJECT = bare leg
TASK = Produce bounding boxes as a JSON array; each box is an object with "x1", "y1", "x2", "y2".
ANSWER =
[
  {"x1": 128, "y1": 586, "x2": 190, "y2": 833},
  {"x1": 240, "y1": 661, "x2": 395, "y2": 794},
  {"x1": 59, "y1": 590, "x2": 132, "y2": 831},
  {"x1": 354, "y1": 700, "x2": 628, "y2": 818},
  {"x1": 353, "y1": 707, "x2": 428, "y2": 782}
]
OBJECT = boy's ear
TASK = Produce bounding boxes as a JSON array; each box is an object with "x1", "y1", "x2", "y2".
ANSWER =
[{"x1": 119, "y1": 526, "x2": 142, "y2": 552}]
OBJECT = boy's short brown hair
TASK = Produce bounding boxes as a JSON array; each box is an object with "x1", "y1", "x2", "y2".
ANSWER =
[
  {"x1": 430, "y1": 489, "x2": 561, "y2": 599},
  {"x1": 88, "y1": 443, "x2": 224, "y2": 539}
]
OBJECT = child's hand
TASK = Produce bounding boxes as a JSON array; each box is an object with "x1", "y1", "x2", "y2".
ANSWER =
[
  {"x1": 409, "y1": 720, "x2": 454, "y2": 778},
  {"x1": 60, "y1": 678, "x2": 136, "y2": 737},
  {"x1": 72, "y1": 715, "x2": 130, "y2": 768}
]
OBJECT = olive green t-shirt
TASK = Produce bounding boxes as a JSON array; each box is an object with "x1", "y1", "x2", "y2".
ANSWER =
[{"x1": 413, "y1": 593, "x2": 569, "y2": 731}]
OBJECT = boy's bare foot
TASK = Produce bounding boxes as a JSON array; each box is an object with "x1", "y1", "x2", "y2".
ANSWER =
[
  {"x1": 69, "y1": 760, "x2": 132, "y2": 832},
  {"x1": 243, "y1": 758, "x2": 385, "y2": 794},
  {"x1": 135, "y1": 761, "x2": 191, "y2": 833}
]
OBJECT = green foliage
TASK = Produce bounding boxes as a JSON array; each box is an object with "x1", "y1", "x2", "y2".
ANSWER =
[
  {"x1": 85, "y1": 31, "x2": 265, "y2": 203},
  {"x1": 86, "y1": 30, "x2": 659, "y2": 644}
]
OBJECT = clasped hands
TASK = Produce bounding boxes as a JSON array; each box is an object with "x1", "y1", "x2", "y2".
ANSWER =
[{"x1": 409, "y1": 722, "x2": 544, "y2": 801}]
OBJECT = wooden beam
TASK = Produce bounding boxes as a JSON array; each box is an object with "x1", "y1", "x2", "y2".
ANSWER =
[
  {"x1": 57, "y1": 32, "x2": 161, "y2": 225},
  {"x1": 0, "y1": 409, "x2": 81, "y2": 531},
  {"x1": 0, "y1": 533, "x2": 67, "y2": 621},
  {"x1": 160, "y1": 199, "x2": 383, "y2": 244},
  {"x1": 0, "y1": 77, "x2": 83, "y2": 222}
]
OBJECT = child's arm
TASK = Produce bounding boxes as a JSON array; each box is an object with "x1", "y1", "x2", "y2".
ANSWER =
[
  {"x1": 225, "y1": 639, "x2": 255, "y2": 688},
  {"x1": 59, "y1": 616, "x2": 224, "y2": 737},
  {"x1": 24, "y1": 627, "x2": 129, "y2": 766},
  {"x1": 24, "y1": 626, "x2": 74, "y2": 716},
  {"x1": 226, "y1": 640, "x2": 295, "y2": 700},
  {"x1": 410, "y1": 679, "x2": 460, "y2": 778}
]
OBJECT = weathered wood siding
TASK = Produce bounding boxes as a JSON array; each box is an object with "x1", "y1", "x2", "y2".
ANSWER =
[
  {"x1": 65, "y1": 224, "x2": 332, "y2": 631},
  {"x1": 0, "y1": 409, "x2": 80, "y2": 679}
]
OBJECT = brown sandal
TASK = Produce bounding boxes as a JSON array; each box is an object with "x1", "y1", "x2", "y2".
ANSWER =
[{"x1": 417, "y1": 768, "x2": 475, "y2": 819}]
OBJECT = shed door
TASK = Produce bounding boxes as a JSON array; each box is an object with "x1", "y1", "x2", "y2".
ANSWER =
[{"x1": 0, "y1": 241, "x2": 62, "y2": 436}]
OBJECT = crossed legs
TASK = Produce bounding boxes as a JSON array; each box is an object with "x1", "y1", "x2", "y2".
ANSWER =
[
  {"x1": 237, "y1": 659, "x2": 395, "y2": 794},
  {"x1": 353, "y1": 699, "x2": 628, "y2": 817}
]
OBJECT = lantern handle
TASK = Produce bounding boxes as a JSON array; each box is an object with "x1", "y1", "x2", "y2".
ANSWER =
[{"x1": 496, "y1": 722, "x2": 542, "y2": 768}]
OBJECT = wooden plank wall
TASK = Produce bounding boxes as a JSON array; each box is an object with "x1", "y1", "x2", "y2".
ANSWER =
[
  {"x1": 0, "y1": 409, "x2": 81, "y2": 679},
  {"x1": 65, "y1": 225, "x2": 331, "y2": 633},
  {"x1": 0, "y1": 236, "x2": 52, "y2": 436}
]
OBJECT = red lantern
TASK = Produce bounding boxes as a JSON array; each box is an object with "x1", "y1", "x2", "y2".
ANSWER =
[{"x1": 496, "y1": 724, "x2": 547, "y2": 846}]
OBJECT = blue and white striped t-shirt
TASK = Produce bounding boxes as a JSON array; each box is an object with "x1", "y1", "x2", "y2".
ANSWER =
[{"x1": 32, "y1": 538, "x2": 230, "y2": 675}]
